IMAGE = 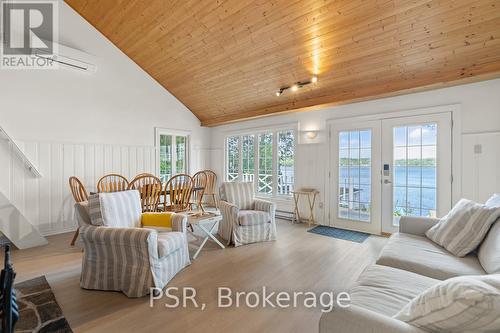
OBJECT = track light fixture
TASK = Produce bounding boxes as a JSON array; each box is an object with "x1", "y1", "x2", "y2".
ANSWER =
[{"x1": 275, "y1": 76, "x2": 318, "y2": 96}]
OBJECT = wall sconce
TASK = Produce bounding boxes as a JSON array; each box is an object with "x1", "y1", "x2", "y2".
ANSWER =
[
  {"x1": 299, "y1": 130, "x2": 323, "y2": 144},
  {"x1": 306, "y1": 131, "x2": 318, "y2": 139}
]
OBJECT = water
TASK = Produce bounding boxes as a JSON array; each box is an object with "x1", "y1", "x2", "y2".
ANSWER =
[{"x1": 339, "y1": 166, "x2": 436, "y2": 212}]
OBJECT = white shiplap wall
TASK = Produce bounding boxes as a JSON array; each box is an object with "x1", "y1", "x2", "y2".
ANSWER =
[
  {"x1": 462, "y1": 132, "x2": 500, "y2": 203},
  {"x1": 0, "y1": 140, "x2": 156, "y2": 236}
]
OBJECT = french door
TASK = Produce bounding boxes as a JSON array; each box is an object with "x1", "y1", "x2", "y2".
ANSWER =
[
  {"x1": 330, "y1": 120, "x2": 382, "y2": 234},
  {"x1": 329, "y1": 112, "x2": 452, "y2": 235},
  {"x1": 381, "y1": 113, "x2": 452, "y2": 234}
]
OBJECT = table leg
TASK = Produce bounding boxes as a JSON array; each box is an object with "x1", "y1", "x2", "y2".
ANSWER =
[
  {"x1": 193, "y1": 220, "x2": 225, "y2": 260},
  {"x1": 293, "y1": 193, "x2": 301, "y2": 224},
  {"x1": 308, "y1": 192, "x2": 318, "y2": 227},
  {"x1": 200, "y1": 222, "x2": 225, "y2": 249}
]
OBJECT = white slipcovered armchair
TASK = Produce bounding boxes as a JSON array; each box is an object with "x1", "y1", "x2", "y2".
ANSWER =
[
  {"x1": 218, "y1": 182, "x2": 277, "y2": 247},
  {"x1": 74, "y1": 190, "x2": 190, "y2": 297}
]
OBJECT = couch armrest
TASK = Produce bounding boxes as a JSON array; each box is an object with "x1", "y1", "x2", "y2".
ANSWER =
[
  {"x1": 319, "y1": 305, "x2": 425, "y2": 333},
  {"x1": 399, "y1": 216, "x2": 440, "y2": 236},
  {"x1": 141, "y1": 212, "x2": 188, "y2": 234},
  {"x1": 79, "y1": 224, "x2": 158, "y2": 258},
  {"x1": 171, "y1": 213, "x2": 188, "y2": 233},
  {"x1": 254, "y1": 198, "x2": 276, "y2": 215},
  {"x1": 219, "y1": 200, "x2": 239, "y2": 222},
  {"x1": 219, "y1": 200, "x2": 239, "y2": 243}
]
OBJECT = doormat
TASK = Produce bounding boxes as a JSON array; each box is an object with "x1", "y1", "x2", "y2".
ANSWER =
[{"x1": 308, "y1": 225, "x2": 370, "y2": 243}]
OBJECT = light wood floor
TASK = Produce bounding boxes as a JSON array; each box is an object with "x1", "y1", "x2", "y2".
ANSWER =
[{"x1": 6, "y1": 221, "x2": 387, "y2": 333}]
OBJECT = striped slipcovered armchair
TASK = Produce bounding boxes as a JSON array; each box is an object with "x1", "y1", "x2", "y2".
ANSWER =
[
  {"x1": 218, "y1": 182, "x2": 277, "y2": 247},
  {"x1": 74, "y1": 190, "x2": 190, "y2": 297}
]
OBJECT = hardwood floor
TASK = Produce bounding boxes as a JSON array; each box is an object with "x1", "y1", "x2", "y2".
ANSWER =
[{"x1": 6, "y1": 221, "x2": 386, "y2": 333}]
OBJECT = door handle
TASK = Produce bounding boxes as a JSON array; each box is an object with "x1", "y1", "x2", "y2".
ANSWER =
[{"x1": 383, "y1": 179, "x2": 392, "y2": 184}]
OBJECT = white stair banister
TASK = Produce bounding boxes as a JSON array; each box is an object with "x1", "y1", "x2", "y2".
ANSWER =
[{"x1": 0, "y1": 126, "x2": 42, "y2": 177}]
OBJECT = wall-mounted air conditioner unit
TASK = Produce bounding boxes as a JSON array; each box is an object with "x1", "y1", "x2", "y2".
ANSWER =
[{"x1": 33, "y1": 42, "x2": 97, "y2": 73}]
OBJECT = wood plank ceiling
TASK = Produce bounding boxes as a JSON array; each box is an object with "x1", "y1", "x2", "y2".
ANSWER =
[{"x1": 65, "y1": 0, "x2": 500, "y2": 126}]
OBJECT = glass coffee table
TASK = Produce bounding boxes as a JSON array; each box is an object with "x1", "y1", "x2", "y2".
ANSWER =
[{"x1": 185, "y1": 212, "x2": 225, "y2": 259}]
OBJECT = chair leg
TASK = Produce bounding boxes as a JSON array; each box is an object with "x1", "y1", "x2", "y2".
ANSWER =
[
  {"x1": 70, "y1": 227, "x2": 80, "y2": 246},
  {"x1": 212, "y1": 194, "x2": 219, "y2": 209},
  {"x1": 198, "y1": 199, "x2": 205, "y2": 214}
]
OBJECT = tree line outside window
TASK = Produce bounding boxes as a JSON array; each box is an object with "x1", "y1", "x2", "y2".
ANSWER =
[{"x1": 226, "y1": 129, "x2": 295, "y2": 196}]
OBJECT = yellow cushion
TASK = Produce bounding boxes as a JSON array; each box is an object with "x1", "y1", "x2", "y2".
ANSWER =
[{"x1": 141, "y1": 212, "x2": 174, "y2": 228}]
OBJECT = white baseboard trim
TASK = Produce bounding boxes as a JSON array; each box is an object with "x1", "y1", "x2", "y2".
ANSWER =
[{"x1": 41, "y1": 226, "x2": 77, "y2": 237}]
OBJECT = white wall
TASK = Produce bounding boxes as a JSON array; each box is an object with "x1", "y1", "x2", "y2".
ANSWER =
[
  {"x1": 0, "y1": 2, "x2": 211, "y2": 235},
  {"x1": 210, "y1": 79, "x2": 500, "y2": 227}
]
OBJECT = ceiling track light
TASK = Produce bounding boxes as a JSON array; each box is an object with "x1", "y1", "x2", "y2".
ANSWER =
[{"x1": 275, "y1": 76, "x2": 318, "y2": 96}]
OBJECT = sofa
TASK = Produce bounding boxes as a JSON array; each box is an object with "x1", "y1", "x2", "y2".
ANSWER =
[{"x1": 319, "y1": 214, "x2": 497, "y2": 333}]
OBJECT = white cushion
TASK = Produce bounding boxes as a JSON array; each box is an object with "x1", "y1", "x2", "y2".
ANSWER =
[
  {"x1": 478, "y1": 194, "x2": 500, "y2": 273},
  {"x1": 157, "y1": 232, "x2": 185, "y2": 258},
  {"x1": 88, "y1": 190, "x2": 142, "y2": 228},
  {"x1": 238, "y1": 210, "x2": 270, "y2": 226},
  {"x1": 485, "y1": 193, "x2": 500, "y2": 207},
  {"x1": 350, "y1": 265, "x2": 439, "y2": 317},
  {"x1": 394, "y1": 274, "x2": 500, "y2": 333},
  {"x1": 479, "y1": 222, "x2": 500, "y2": 273},
  {"x1": 425, "y1": 199, "x2": 500, "y2": 257},
  {"x1": 377, "y1": 233, "x2": 485, "y2": 280}
]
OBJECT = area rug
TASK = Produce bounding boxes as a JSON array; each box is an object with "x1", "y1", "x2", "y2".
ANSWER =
[
  {"x1": 308, "y1": 225, "x2": 370, "y2": 243},
  {"x1": 14, "y1": 276, "x2": 73, "y2": 333}
]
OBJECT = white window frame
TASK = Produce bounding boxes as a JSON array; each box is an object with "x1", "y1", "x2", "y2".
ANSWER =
[
  {"x1": 224, "y1": 123, "x2": 297, "y2": 198},
  {"x1": 155, "y1": 127, "x2": 191, "y2": 180}
]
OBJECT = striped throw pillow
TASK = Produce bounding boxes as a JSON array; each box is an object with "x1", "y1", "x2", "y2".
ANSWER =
[
  {"x1": 88, "y1": 190, "x2": 142, "y2": 228},
  {"x1": 394, "y1": 274, "x2": 500, "y2": 333},
  {"x1": 425, "y1": 199, "x2": 500, "y2": 257},
  {"x1": 88, "y1": 194, "x2": 104, "y2": 226}
]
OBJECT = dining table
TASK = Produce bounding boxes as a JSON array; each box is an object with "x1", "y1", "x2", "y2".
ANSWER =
[{"x1": 89, "y1": 186, "x2": 204, "y2": 196}]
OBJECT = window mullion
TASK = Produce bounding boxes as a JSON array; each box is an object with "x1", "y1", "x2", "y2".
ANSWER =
[
  {"x1": 238, "y1": 136, "x2": 243, "y2": 181},
  {"x1": 185, "y1": 136, "x2": 189, "y2": 174},
  {"x1": 172, "y1": 135, "x2": 177, "y2": 176},
  {"x1": 255, "y1": 133, "x2": 260, "y2": 194},
  {"x1": 225, "y1": 138, "x2": 228, "y2": 181},
  {"x1": 272, "y1": 131, "x2": 278, "y2": 196}
]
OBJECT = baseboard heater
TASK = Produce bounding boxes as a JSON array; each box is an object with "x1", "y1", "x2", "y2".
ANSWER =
[{"x1": 276, "y1": 210, "x2": 294, "y2": 221}]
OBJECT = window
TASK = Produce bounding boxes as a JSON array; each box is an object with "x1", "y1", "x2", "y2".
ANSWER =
[
  {"x1": 258, "y1": 133, "x2": 273, "y2": 194},
  {"x1": 278, "y1": 130, "x2": 294, "y2": 195},
  {"x1": 156, "y1": 129, "x2": 189, "y2": 182},
  {"x1": 242, "y1": 135, "x2": 254, "y2": 182},
  {"x1": 226, "y1": 136, "x2": 239, "y2": 181},
  {"x1": 338, "y1": 130, "x2": 372, "y2": 222},
  {"x1": 225, "y1": 127, "x2": 295, "y2": 196},
  {"x1": 393, "y1": 124, "x2": 437, "y2": 221}
]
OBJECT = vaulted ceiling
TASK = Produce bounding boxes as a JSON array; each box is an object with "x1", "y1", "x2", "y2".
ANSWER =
[{"x1": 65, "y1": 0, "x2": 500, "y2": 126}]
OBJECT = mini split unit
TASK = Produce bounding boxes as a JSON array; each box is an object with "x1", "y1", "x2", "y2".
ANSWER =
[
  {"x1": 32, "y1": 41, "x2": 97, "y2": 73},
  {"x1": 1, "y1": 35, "x2": 97, "y2": 73}
]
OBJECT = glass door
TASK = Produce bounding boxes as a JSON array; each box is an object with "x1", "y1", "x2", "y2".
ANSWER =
[
  {"x1": 330, "y1": 121, "x2": 382, "y2": 234},
  {"x1": 381, "y1": 113, "x2": 452, "y2": 233},
  {"x1": 329, "y1": 112, "x2": 452, "y2": 235}
]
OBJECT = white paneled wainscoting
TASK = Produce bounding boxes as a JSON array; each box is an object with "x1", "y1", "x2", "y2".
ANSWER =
[
  {"x1": 0, "y1": 140, "x2": 159, "y2": 236},
  {"x1": 462, "y1": 131, "x2": 500, "y2": 203}
]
